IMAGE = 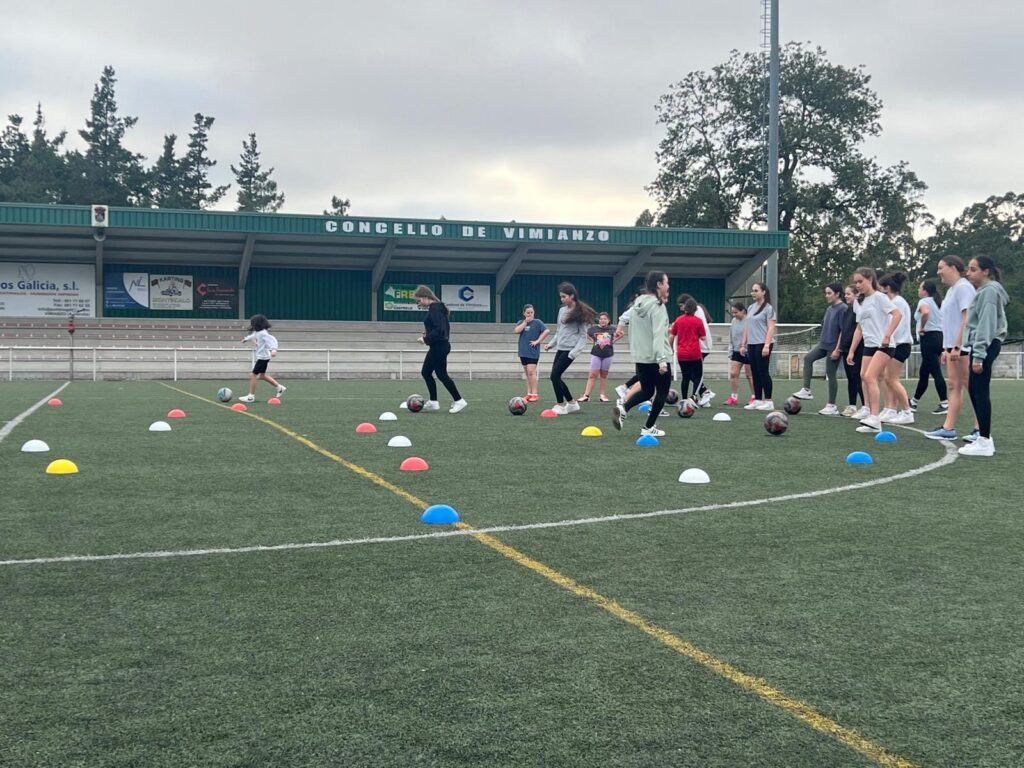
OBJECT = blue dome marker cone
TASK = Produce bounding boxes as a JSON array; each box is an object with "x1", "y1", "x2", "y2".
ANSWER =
[
  {"x1": 421, "y1": 504, "x2": 460, "y2": 524},
  {"x1": 635, "y1": 434, "x2": 660, "y2": 447},
  {"x1": 846, "y1": 451, "x2": 874, "y2": 464},
  {"x1": 638, "y1": 403, "x2": 652, "y2": 413},
  {"x1": 874, "y1": 431, "x2": 897, "y2": 443}
]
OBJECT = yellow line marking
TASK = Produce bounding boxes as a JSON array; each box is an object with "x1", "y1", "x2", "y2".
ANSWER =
[{"x1": 160, "y1": 382, "x2": 922, "y2": 767}]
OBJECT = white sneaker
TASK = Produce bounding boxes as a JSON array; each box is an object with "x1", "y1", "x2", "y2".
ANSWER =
[
  {"x1": 640, "y1": 426, "x2": 665, "y2": 437},
  {"x1": 793, "y1": 387, "x2": 814, "y2": 400},
  {"x1": 422, "y1": 400, "x2": 441, "y2": 412},
  {"x1": 564, "y1": 401, "x2": 581, "y2": 413},
  {"x1": 888, "y1": 410, "x2": 914, "y2": 426},
  {"x1": 553, "y1": 403, "x2": 568, "y2": 415},
  {"x1": 853, "y1": 406, "x2": 870, "y2": 420},
  {"x1": 879, "y1": 408, "x2": 898, "y2": 423},
  {"x1": 276, "y1": 385, "x2": 287, "y2": 397},
  {"x1": 615, "y1": 384, "x2": 628, "y2": 401},
  {"x1": 841, "y1": 405, "x2": 858, "y2": 417},
  {"x1": 754, "y1": 400, "x2": 775, "y2": 411},
  {"x1": 698, "y1": 390, "x2": 715, "y2": 407},
  {"x1": 238, "y1": 394, "x2": 255, "y2": 403},
  {"x1": 449, "y1": 398, "x2": 468, "y2": 413},
  {"x1": 818, "y1": 404, "x2": 840, "y2": 416},
  {"x1": 958, "y1": 436, "x2": 994, "y2": 456},
  {"x1": 743, "y1": 400, "x2": 762, "y2": 410},
  {"x1": 856, "y1": 415, "x2": 882, "y2": 433},
  {"x1": 612, "y1": 402, "x2": 627, "y2": 431}
]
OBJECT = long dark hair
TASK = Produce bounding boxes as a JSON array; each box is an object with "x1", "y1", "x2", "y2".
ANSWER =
[
  {"x1": 920, "y1": 280, "x2": 942, "y2": 308},
  {"x1": 557, "y1": 282, "x2": 597, "y2": 326},
  {"x1": 879, "y1": 271, "x2": 907, "y2": 294},
  {"x1": 940, "y1": 254, "x2": 966, "y2": 274},
  {"x1": 248, "y1": 314, "x2": 271, "y2": 332},
  {"x1": 644, "y1": 270, "x2": 667, "y2": 295},
  {"x1": 752, "y1": 282, "x2": 772, "y2": 315},
  {"x1": 972, "y1": 254, "x2": 1002, "y2": 282}
]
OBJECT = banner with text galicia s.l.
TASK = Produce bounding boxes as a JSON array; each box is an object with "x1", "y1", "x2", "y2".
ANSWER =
[
  {"x1": 0, "y1": 262, "x2": 95, "y2": 317},
  {"x1": 441, "y1": 284, "x2": 491, "y2": 312}
]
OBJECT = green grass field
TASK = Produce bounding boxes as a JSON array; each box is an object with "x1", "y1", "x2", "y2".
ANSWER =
[{"x1": 2, "y1": 378, "x2": 1022, "y2": 767}]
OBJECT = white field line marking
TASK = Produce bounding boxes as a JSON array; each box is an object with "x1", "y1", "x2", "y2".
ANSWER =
[
  {"x1": 1, "y1": 431, "x2": 957, "y2": 567},
  {"x1": 0, "y1": 383, "x2": 70, "y2": 444}
]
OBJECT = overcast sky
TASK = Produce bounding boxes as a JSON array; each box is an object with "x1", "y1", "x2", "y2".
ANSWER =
[{"x1": 2, "y1": 1, "x2": 1020, "y2": 227}]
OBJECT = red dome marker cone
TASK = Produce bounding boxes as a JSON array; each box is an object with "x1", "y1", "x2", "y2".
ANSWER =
[
  {"x1": 267, "y1": 397, "x2": 281, "y2": 405},
  {"x1": 167, "y1": 409, "x2": 186, "y2": 418},
  {"x1": 540, "y1": 408, "x2": 558, "y2": 418},
  {"x1": 48, "y1": 398, "x2": 63, "y2": 406},
  {"x1": 231, "y1": 403, "x2": 248, "y2": 411},
  {"x1": 400, "y1": 457, "x2": 429, "y2": 471},
  {"x1": 355, "y1": 422, "x2": 377, "y2": 433}
]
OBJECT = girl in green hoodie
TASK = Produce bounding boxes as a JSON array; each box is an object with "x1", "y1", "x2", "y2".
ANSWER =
[{"x1": 959, "y1": 255, "x2": 1009, "y2": 457}]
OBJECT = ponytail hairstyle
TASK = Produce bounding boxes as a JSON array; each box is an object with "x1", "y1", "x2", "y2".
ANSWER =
[
  {"x1": 853, "y1": 267, "x2": 879, "y2": 293},
  {"x1": 879, "y1": 271, "x2": 907, "y2": 294},
  {"x1": 557, "y1": 281, "x2": 597, "y2": 326},
  {"x1": 972, "y1": 254, "x2": 1002, "y2": 282},
  {"x1": 751, "y1": 282, "x2": 772, "y2": 314},
  {"x1": 248, "y1": 314, "x2": 271, "y2": 332},
  {"x1": 939, "y1": 254, "x2": 966, "y2": 275},
  {"x1": 644, "y1": 270, "x2": 667, "y2": 295},
  {"x1": 920, "y1": 280, "x2": 942, "y2": 308},
  {"x1": 682, "y1": 298, "x2": 698, "y2": 315},
  {"x1": 730, "y1": 301, "x2": 747, "y2": 314}
]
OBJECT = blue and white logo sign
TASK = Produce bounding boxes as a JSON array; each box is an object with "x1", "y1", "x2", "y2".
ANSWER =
[{"x1": 442, "y1": 284, "x2": 490, "y2": 312}]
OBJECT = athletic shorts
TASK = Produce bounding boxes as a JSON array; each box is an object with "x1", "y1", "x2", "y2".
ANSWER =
[
  {"x1": 520, "y1": 356, "x2": 539, "y2": 367},
  {"x1": 252, "y1": 358, "x2": 270, "y2": 374},
  {"x1": 944, "y1": 347, "x2": 971, "y2": 357},
  {"x1": 589, "y1": 355, "x2": 613, "y2": 372},
  {"x1": 730, "y1": 351, "x2": 750, "y2": 365},
  {"x1": 893, "y1": 343, "x2": 912, "y2": 363},
  {"x1": 863, "y1": 346, "x2": 880, "y2": 357}
]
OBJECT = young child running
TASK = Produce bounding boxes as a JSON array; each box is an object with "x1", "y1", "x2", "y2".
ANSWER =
[
  {"x1": 239, "y1": 314, "x2": 285, "y2": 403},
  {"x1": 670, "y1": 298, "x2": 707, "y2": 404},
  {"x1": 958, "y1": 255, "x2": 1009, "y2": 457},
  {"x1": 847, "y1": 267, "x2": 901, "y2": 433},
  {"x1": 514, "y1": 304, "x2": 549, "y2": 402},
  {"x1": 579, "y1": 312, "x2": 615, "y2": 402},
  {"x1": 725, "y1": 302, "x2": 754, "y2": 405}
]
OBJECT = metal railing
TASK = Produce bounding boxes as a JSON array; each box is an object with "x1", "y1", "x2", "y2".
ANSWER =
[{"x1": 3, "y1": 344, "x2": 1023, "y2": 382}]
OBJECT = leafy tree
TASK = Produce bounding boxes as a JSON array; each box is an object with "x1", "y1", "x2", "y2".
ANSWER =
[
  {"x1": 232, "y1": 133, "x2": 284, "y2": 212},
  {"x1": 65, "y1": 65, "x2": 148, "y2": 206},
  {"x1": 148, "y1": 134, "x2": 188, "y2": 209},
  {"x1": 635, "y1": 209, "x2": 655, "y2": 227},
  {"x1": 324, "y1": 195, "x2": 351, "y2": 216},
  {"x1": 178, "y1": 113, "x2": 229, "y2": 209},
  {"x1": 649, "y1": 43, "x2": 929, "y2": 320},
  {"x1": 0, "y1": 114, "x2": 31, "y2": 200}
]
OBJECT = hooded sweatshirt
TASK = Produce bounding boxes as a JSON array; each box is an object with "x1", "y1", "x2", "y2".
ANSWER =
[
  {"x1": 628, "y1": 293, "x2": 672, "y2": 365},
  {"x1": 965, "y1": 281, "x2": 1009, "y2": 362}
]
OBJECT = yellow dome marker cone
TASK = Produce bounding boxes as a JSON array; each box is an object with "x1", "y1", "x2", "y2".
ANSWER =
[
  {"x1": 581, "y1": 426, "x2": 603, "y2": 437},
  {"x1": 46, "y1": 459, "x2": 79, "y2": 474}
]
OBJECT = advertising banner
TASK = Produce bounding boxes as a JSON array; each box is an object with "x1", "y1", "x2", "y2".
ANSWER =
[
  {"x1": 383, "y1": 283, "x2": 425, "y2": 311},
  {"x1": 104, "y1": 271, "x2": 150, "y2": 309},
  {"x1": 0, "y1": 262, "x2": 95, "y2": 317},
  {"x1": 194, "y1": 278, "x2": 237, "y2": 312},
  {"x1": 149, "y1": 275, "x2": 194, "y2": 311},
  {"x1": 441, "y1": 284, "x2": 491, "y2": 312}
]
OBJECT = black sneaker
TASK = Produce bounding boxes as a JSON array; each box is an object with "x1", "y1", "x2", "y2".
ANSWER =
[
  {"x1": 909, "y1": 398, "x2": 918, "y2": 412},
  {"x1": 931, "y1": 402, "x2": 949, "y2": 415}
]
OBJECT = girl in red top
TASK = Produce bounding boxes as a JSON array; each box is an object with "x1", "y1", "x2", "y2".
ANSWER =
[{"x1": 670, "y1": 298, "x2": 707, "y2": 404}]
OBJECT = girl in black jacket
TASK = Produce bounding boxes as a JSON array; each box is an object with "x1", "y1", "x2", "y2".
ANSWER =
[
  {"x1": 837, "y1": 284, "x2": 866, "y2": 417},
  {"x1": 414, "y1": 285, "x2": 468, "y2": 413}
]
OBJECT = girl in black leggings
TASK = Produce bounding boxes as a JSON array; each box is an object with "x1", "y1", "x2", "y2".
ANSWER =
[
  {"x1": 414, "y1": 285, "x2": 468, "y2": 413},
  {"x1": 838, "y1": 284, "x2": 865, "y2": 417},
  {"x1": 911, "y1": 280, "x2": 948, "y2": 412}
]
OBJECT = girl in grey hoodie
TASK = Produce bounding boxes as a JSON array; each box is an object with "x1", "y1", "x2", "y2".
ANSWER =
[
  {"x1": 959, "y1": 255, "x2": 1009, "y2": 457},
  {"x1": 543, "y1": 282, "x2": 597, "y2": 414}
]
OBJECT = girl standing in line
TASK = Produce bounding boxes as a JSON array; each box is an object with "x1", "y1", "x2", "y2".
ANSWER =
[
  {"x1": 838, "y1": 285, "x2": 866, "y2": 418},
  {"x1": 239, "y1": 314, "x2": 285, "y2": 403},
  {"x1": 740, "y1": 282, "x2": 777, "y2": 411},
  {"x1": 792, "y1": 283, "x2": 847, "y2": 416},
  {"x1": 579, "y1": 312, "x2": 616, "y2": 402},
  {"x1": 414, "y1": 285, "x2": 468, "y2": 413},
  {"x1": 514, "y1": 304, "x2": 549, "y2": 402},
  {"x1": 925, "y1": 256, "x2": 976, "y2": 440},
  {"x1": 958, "y1": 255, "x2": 1009, "y2": 457},
  {"x1": 543, "y1": 282, "x2": 597, "y2": 414},
  {"x1": 911, "y1": 281, "x2": 948, "y2": 414},
  {"x1": 669, "y1": 298, "x2": 707, "y2": 404},
  {"x1": 877, "y1": 272, "x2": 914, "y2": 425},
  {"x1": 847, "y1": 267, "x2": 901, "y2": 433},
  {"x1": 725, "y1": 302, "x2": 754, "y2": 405}
]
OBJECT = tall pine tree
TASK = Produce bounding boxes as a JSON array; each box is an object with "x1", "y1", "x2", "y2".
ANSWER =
[
  {"x1": 232, "y1": 133, "x2": 284, "y2": 212},
  {"x1": 149, "y1": 134, "x2": 188, "y2": 209},
  {"x1": 179, "y1": 113, "x2": 229, "y2": 209},
  {"x1": 324, "y1": 195, "x2": 351, "y2": 216},
  {"x1": 0, "y1": 115, "x2": 30, "y2": 201}
]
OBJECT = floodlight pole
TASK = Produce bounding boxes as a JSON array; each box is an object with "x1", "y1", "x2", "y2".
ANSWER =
[{"x1": 766, "y1": 0, "x2": 780, "y2": 312}]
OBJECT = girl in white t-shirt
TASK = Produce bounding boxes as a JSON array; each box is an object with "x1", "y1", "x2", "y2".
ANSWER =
[
  {"x1": 877, "y1": 272, "x2": 914, "y2": 425},
  {"x1": 847, "y1": 267, "x2": 901, "y2": 433},
  {"x1": 926, "y1": 255, "x2": 977, "y2": 440}
]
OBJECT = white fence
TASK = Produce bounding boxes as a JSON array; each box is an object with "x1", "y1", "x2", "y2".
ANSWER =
[{"x1": 2, "y1": 345, "x2": 1023, "y2": 382}]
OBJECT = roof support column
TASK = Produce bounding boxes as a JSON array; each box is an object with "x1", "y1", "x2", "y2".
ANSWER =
[
  {"x1": 612, "y1": 247, "x2": 655, "y2": 318},
  {"x1": 495, "y1": 244, "x2": 529, "y2": 323},
  {"x1": 371, "y1": 238, "x2": 397, "y2": 322},
  {"x1": 237, "y1": 234, "x2": 256, "y2": 320},
  {"x1": 724, "y1": 249, "x2": 774, "y2": 302}
]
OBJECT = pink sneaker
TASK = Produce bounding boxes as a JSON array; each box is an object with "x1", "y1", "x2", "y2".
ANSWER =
[
  {"x1": 749, "y1": 396, "x2": 757, "y2": 405},
  {"x1": 724, "y1": 395, "x2": 739, "y2": 406}
]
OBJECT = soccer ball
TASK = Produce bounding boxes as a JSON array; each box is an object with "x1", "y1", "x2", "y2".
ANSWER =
[
  {"x1": 665, "y1": 388, "x2": 680, "y2": 405},
  {"x1": 508, "y1": 396, "x2": 528, "y2": 415},
  {"x1": 406, "y1": 394, "x2": 425, "y2": 413},
  {"x1": 217, "y1": 387, "x2": 232, "y2": 402},
  {"x1": 783, "y1": 396, "x2": 802, "y2": 415},
  {"x1": 677, "y1": 398, "x2": 696, "y2": 418},
  {"x1": 764, "y1": 410, "x2": 789, "y2": 435}
]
